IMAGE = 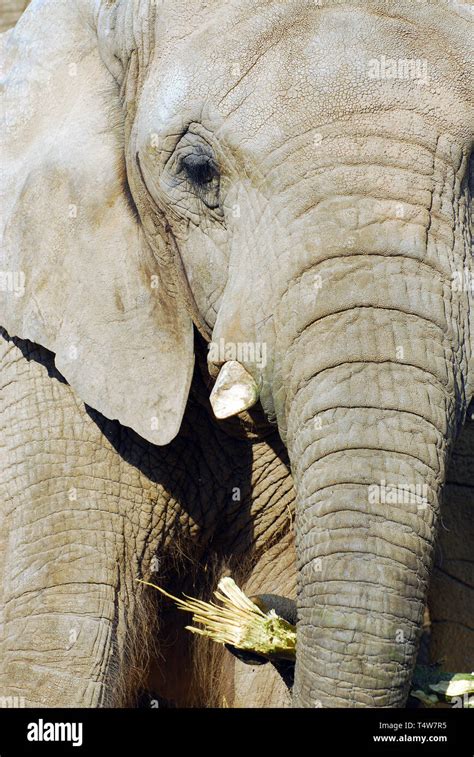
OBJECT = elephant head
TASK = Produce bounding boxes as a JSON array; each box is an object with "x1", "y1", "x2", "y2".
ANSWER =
[{"x1": 1, "y1": 0, "x2": 473, "y2": 706}]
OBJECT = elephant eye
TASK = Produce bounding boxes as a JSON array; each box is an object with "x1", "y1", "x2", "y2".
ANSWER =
[
  {"x1": 181, "y1": 153, "x2": 218, "y2": 187},
  {"x1": 159, "y1": 131, "x2": 223, "y2": 220},
  {"x1": 178, "y1": 148, "x2": 220, "y2": 211}
]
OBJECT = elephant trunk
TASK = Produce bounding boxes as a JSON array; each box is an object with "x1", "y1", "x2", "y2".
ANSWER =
[{"x1": 275, "y1": 249, "x2": 468, "y2": 707}]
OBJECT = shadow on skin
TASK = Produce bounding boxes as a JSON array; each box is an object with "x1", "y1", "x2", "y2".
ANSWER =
[{"x1": 2, "y1": 327, "x2": 294, "y2": 705}]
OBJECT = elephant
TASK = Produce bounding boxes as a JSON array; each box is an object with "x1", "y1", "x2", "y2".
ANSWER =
[{"x1": 0, "y1": 0, "x2": 473, "y2": 709}]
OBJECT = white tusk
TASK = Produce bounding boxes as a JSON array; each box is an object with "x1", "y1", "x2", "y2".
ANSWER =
[{"x1": 210, "y1": 361, "x2": 260, "y2": 419}]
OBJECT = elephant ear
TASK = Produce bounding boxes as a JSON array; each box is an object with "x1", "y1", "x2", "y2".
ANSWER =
[{"x1": 0, "y1": 0, "x2": 194, "y2": 446}]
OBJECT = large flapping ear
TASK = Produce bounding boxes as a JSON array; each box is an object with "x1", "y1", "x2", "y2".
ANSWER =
[{"x1": 0, "y1": 0, "x2": 194, "y2": 446}]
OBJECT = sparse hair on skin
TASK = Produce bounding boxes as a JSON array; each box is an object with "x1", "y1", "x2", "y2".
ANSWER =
[
  {"x1": 102, "y1": 585, "x2": 159, "y2": 708},
  {"x1": 113, "y1": 543, "x2": 260, "y2": 707}
]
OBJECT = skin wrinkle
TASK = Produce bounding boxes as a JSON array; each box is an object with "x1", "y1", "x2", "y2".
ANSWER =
[
  {"x1": 260, "y1": 125, "x2": 466, "y2": 217},
  {"x1": 296, "y1": 602, "x2": 424, "y2": 636},
  {"x1": 292, "y1": 403, "x2": 450, "y2": 447},
  {"x1": 302, "y1": 508, "x2": 439, "y2": 545},
  {"x1": 259, "y1": 117, "x2": 447, "y2": 171},
  {"x1": 299, "y1": 499, "x2": 437, "y2": 536},
  {"x1": 288, "y1": 360, "x2": 454, "y2": 405},
  {"x1": 289, "y1": 306, "x2": 453, "y2": 347},
  {"x1": 270, "y1": 161, "x2": 438, "y2": 198},
  {"x1": 307, "y1": 504, "x2": 437, "y2": 536},
  {"x1": 296, "y1": 632, "x2": 421, "y2": 659},
  {"x1": 298, "y1": 406, "x2": 447, "y2": 438},
  {"x1": 275, "y1": 254, "x2": 452, "y2": 304},
  {"x1": 299, "y1": 537, "x2": 435, "y2": 574},
  {"x1": 299, "y1": 445, "x2": 443, "y2": 479},
  {"x1": 295, "y1": 643, "x2": 416, "y2": 673},
  {"x1": 299, "y1": 480, "x2": 436, "y2": 509},
  {"x1": 295, "y1": 650, "x2": 412, "y2": 683},
  {"x1": 299, "y1": 512, "x2": 436, "y2": 550},
  {"x1": 302, "y1": 576, "x2": 427, "y2": 602}
]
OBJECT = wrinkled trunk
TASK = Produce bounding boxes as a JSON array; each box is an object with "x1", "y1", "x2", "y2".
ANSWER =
[
  {"x1": 256, "y1": 120, "x2": 473, "y2": 706},
  {"x1": 288, "y1": 372, "x2": 448, "y2": 707},
  {"x1": 273, "y1": 236, "x2": 469, "y2": 707}
]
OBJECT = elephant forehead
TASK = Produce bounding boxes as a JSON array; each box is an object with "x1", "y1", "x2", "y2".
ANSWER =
[{"x1": 147, "y1": 0, "x2": 471, "y2": 159}]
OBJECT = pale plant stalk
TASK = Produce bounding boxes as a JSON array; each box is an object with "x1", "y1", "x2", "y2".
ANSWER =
[
  {"x1": 139, "y1": 577, "x2": 474, "y2": 705},
  {"x1": 139, "y1": 576, "x2": 296, "y2": 661}
]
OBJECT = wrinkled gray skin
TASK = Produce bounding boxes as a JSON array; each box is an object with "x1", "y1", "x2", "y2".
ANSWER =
[{"x1": 0, "y1": 0, "x2": 473, "y2": 708}]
